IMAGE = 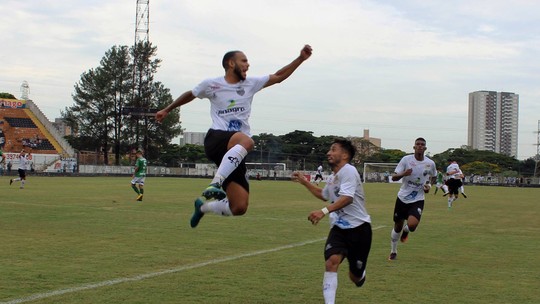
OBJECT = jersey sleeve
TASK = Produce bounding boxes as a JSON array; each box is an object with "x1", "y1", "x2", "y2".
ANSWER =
[
  {"x1": 192, "y1": 78, "x2": 213, "y2": 99},
  {"x1": 338, "y1": 167, "x2": 356, "y2": 198},
  {"x1": 250, "y1": 75, "x2": 270, "y2": 95},
  {"x1": 394, "y1": 157, "x2": 407, "y2": 174}
]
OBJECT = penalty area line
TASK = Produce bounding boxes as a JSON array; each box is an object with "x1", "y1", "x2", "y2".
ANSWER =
[{"x1": 2, "y1": 225, "x2": 386, "y2": 304}]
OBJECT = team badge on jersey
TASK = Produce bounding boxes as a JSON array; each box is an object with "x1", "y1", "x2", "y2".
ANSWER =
[{"x1": 236, "y1": 87, "x2": 245, "y2": 96}]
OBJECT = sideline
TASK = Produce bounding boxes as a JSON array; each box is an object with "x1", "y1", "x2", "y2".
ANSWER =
[{"x1": 1, "y1": 225, "x2": 386, "y2": 304}]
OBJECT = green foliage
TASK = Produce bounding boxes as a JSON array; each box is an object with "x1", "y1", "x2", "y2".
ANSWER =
[
  {"x1": 62, "y1": 43, "x2": 181, "y2": 164},
  {"x1": 432, "y1": 147, "x2": 522, "y2": 175},
  {"x1": 0, "y1": 92, "x2": 16, "y2": 99},
  {"x1": 366, "y1": 148, "x2": 407, "y2": 163},
  {"x1": 461, "y1": 160, "x2": 501, "y2": 175}
]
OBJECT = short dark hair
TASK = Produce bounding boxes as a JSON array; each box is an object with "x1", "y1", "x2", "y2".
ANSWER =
[
  {"x1": 222, "y1": 50, "x2": 241, "y2": 69},
  {"x1": 333, "y1": 138, "x2": 356, "y2": 161}
]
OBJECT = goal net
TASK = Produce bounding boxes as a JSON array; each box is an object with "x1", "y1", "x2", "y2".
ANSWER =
[{"x1": 362, "y1": 162, "x2": 398, "y2": 183}]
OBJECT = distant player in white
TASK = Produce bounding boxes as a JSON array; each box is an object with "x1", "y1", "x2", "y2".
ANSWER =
[
  {"x1": 314, "y1": 164, "x2": 324, "y2": 185},
  {"x1": 10, "y1": 150, "x2": 31, "y2": 189},
  {"x1": 446, "y1": 158, "x2": 463, "y2": 209},
  {"x1": 292, "y1": 138, "x2": 372, "y2": 304},
  {"x1": 388, "y1": 138, "x2": 437, "y2": 261}
]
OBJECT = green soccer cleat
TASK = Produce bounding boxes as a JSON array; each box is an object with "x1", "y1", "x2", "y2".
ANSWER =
[
  {"x1": 190, "y1": 198, "x2": 205, "y2": 228},
  {"x1": 202, "y1": 183, "x2": 226, "y2": 200}
]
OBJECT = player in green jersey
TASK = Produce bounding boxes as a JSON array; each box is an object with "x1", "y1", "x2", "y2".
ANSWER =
[{"x1": 130, "y1": 150, "x2": 147, "y2": 201}]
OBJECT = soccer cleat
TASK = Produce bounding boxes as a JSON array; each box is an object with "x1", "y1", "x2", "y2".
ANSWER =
[
  {"x1": 136, "y1": 194, "x2": 143, "y2": 201},
  {"x1": 462, "y1": 193, "x2": 467, "y2": 198},
  {"x1": 190, "y1": 198, "x2": 205, "y2": 228},
  {"x1": 388, "y1": 252, "x2": 397, "y2": 261},
  {"x1": 442, "y1": 192, "x2": 448, "y2": 197},
  {"x1": 202, "y1": 183, "x2": 226, "y2": 200},
  {"x1": 400, "y1": 231, "x2": 409, "y2": 243},
  {"x1": 9, "y1": 179, "x2": 13, "y2": 185},
  {"x1": 355, "y1": 275, "x2": 366, "y2": 288}
]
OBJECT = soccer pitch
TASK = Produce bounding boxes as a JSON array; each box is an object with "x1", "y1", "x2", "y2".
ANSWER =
[{"x1": 1, "y1": 177, "x2": 538, "y2": 304}]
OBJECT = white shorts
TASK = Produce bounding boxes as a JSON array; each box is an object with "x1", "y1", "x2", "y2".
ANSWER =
[{"x1": 131, "y1": 176, "x2": 146, "y2": 185}]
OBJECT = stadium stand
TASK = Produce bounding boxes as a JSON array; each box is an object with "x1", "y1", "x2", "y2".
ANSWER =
[{"x1": 0, "y1": 102, "x2": 72, "y2": 155}]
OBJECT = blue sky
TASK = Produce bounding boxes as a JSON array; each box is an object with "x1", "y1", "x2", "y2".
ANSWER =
[{"x1": 2, "y1": 0, "x2": 539, "y2": 159}]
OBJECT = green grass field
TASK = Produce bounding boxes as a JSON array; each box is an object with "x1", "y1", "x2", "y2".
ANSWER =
[{"x1": 1, "y1": 176, "x2": 539, "y2": 304}]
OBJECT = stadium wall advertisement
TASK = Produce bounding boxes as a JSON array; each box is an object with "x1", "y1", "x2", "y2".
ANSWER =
[{"x1": 0, "y1": 98, "x2": 26, "y2": 109}]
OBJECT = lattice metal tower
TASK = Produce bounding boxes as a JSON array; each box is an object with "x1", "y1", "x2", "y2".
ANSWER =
[
  {"x1": 535, "y1": 120, "x2": 540, "y2": 177},
  {"x1": 20, "y1": 80, "x2": 30, "y2": 100},
  {"x1": 132, "y1": 0, "x2": 150, "y2": 152},
  {"x1": 135, "y1": 0, "x2": 149, "y2": 45}
]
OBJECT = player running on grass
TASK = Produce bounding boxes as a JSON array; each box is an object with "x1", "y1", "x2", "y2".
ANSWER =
[
  {"x1": 156, "y1": 44, "x2": 312, "y2": 228},
  {"x1": 388, "y1": 138, "x2": 437, "y2": 261},
  {"x1": 292, "y1": 138, "x2": 372, "y2": 304},
  {"x1": 10, "y1": 149, "x2": 31, "y2": 189}
]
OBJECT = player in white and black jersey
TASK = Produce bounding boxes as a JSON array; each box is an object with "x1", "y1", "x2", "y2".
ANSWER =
[
  {"x1": 313, "y1": 164, "x2": 324, "y2": 185},
  {"x1": 156, "y1": 45, "x2": 312, "y2": 228},
  {"x1": 446, "y1": 158, "x2": 464, "y2": 208},
  {"x1": 10, "y1": 150, "x2": 31, "y2": 189},
  {"x1": 388, "y1": 138, "x2": 437, "y2": 261},
  {"x1": 292, "y1": 138, "x2": 372, "y2": 304}
]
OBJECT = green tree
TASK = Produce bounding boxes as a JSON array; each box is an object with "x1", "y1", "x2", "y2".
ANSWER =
[
  {"x1": 63, "y1": 44, "x2": 181, "y2": 164},
  {"x1": 63, "y1": 67, "x2": 113, "y2": 164},
  {"x1": 461, "y1": 161, "x2": 501, "y2": 175},
  {"x1": 366, "y1": 148, "x2": 406, "y2": 163},
  {"x1": 0, "y1": 92, "x2": 16, "y2": 99}
]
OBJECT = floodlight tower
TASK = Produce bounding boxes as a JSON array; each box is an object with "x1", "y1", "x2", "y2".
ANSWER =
[
  {"x1": 135, "y1": 0, "x2": 149, "y2": 45},
  {"x1": 132, "y1": 0, "x2": 150, "y2": 152},
  {"x1": 20, "y1": 80, "x2": 30, "y2": 100}
]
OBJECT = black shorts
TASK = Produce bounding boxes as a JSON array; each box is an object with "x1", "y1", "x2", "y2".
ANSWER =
[
  {"x1": 393, "y1": 198, "x2": 425, "y2": 222},
  {"x1": 315, "y1": 174, "x2": 323, "y2": 180},
  {"x1": 446, "y1": 178, "x2": 462, "y2": 195},
  {"x1": 18, "y1": 168, "x2": 26, "y2": 179},
  {"x1": 204, "y1": 129, "x2": 249, "y2": 193},
  {"x1": 324, "y1": 223, "x2": 372, "y2": 278}
]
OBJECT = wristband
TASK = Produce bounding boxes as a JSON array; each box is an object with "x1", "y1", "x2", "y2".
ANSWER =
[{"x1": 321, "y1": 207, "x2": 329, "y2": 215}]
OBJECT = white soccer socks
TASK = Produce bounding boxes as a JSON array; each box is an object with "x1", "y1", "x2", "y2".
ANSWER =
[
  {"x1": 211, "y1": 144, "x2": 248, "y2": 185},
  {"x1": 323, "y1": 271, "x2": 338, "y2": 304},
  {"x1": 201, "y1": 199, "x2": 233, "y2": 216}
]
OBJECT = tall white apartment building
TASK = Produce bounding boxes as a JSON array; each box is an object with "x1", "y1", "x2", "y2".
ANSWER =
[{"x1": 467, "y1": 91, "x2": 519, "y2": 157}]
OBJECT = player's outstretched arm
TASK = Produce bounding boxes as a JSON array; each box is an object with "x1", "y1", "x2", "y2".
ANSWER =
[
  {"x1": 291, "y1": 171, "x2": 324, "y2": 200},
  {"x1": 264, "y1": 44, "x2": 312, "y2": 88},
  {"x1": 156, "y1": 90, "x2": 196, "y2": 123}
]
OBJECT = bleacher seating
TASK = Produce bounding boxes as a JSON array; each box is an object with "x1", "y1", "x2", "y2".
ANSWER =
[
  {"x1": 0, "y1": 107, "x2": 60, "y2": 154},
  {"x1": 3, "y1": 117, "x2": 37, "y2": 128}
]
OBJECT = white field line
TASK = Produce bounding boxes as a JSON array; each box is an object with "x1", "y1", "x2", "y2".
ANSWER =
[{"x1": 1, "y1": 225, "x2": 386, "y2": 304}]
